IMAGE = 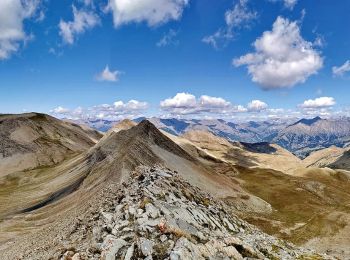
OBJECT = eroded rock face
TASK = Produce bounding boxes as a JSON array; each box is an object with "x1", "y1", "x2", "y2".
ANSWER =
[{"x1": 59, "y1": 166, "x2": 331, "y2": 260}]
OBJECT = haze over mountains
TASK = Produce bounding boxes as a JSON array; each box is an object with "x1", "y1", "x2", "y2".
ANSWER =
[
  {"x1": 1, "y1": 113, "x2": 350, "y2": 259},
  {"x1": 77, "y1": 116, "x2": 350, "y2": 158}
]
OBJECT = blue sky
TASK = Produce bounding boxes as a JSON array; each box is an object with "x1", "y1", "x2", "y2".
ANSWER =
[{"x1": 0, "y1": 0, "x2": 350, "y2": 121}]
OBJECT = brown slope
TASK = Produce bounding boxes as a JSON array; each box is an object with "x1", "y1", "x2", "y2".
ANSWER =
[
  {"x1": 302, "y1": 146, "x2": 347, "y2": 168},
  {"x1": 81, "y1": 120, "x2": 244, "y2": 198},
  {"x1": 181, "y1": 130, "x2": 302, "y2": 174},
  {"x1": 0, "y1": 113, "x2": 102, "y2": 176},
  {"x1": 328, "y1": 150, "x2": 350, "y2": 171},
  {"x1": 111, "y1": 119, "x2": 137, "y2": 133},
  {"x1": 175, "y1": 130, "x2": 350, "y2": 258}
]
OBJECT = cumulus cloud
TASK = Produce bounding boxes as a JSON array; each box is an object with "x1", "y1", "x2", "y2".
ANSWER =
[
  {"x1": 51, "y1": 106, "x2": 70, "y2": 114},
  {"x1": 299, "y1": 97, "x2": 336, "y2": 109},
  {"x1": 157, "y1": 29, "x2": 178, "y2": 47},
  {"x1": 96, "y1": 65, "x2": 123, "y2": 82},
  {"x1": 199, "y1": 95, "x2": 231, "y2": 108},
  {"x1": 59, "y1": 5, "x2": 99, "y2": 44},
  {"x1": 0, "y1": 0, "x2": 42, "y2": 60},
  {"x1": 160, "y1": 93, "x2": 231, "y2": 115},
  {"x1": 332, "y1": 60, "x2": 350, "y2": 77},
  {"x1": 160, "y1": 92, "x2": 247, "y2": 116},
  {"x1": 233, "y1": 16, "x2": 323, "y2": 89},
  {"x1": 160, "y1": 93, "x2": 197, "y2": 109},
  {"x1": 51, "y1": 100, "x2": 149, "y2": 121},
  {"x1": 203, "y1": 0, "x2": 257, "y2": 49},
  {"x1": 247, "y1": 100, "x2": 268, "y2": 112},
  {"x1": 107, "y1": 0, "x2": 189, "y2": 27}
]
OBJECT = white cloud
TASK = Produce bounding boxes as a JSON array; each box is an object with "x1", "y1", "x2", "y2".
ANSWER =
[
  {"x1": 107, "y1": 0, "x2": 189, "y2": 27},
  {"x1": 51, "y1": 100, "x2": 149, "y2": 121},
  {"x1": 247, "y1": 100, "x2": 268, "y2": 112},
  {"x1": 267, "y1": 108, "x2": 284, "y2": 114},
  {"x1": 157, "y1": 29, "x2": 178, "y2": 47},
  {"x1": 299, "y1": 97, "x2": 336, "y2": 109},
  {"x1": 114, "y1": 100, "x2": 148, "y2": 110},
  {"x1": 332, "y1": 60, "x2": 350, "y2": 77},
  {"x1": 160, "y1": 93, "x2": 197, "y2": 110},
  {"x1": 233, "y1": 16, "x2": 323, "y2": 89},
  {"x1": 203, "y1": 0, "x2": 257, "y2": 49},
  {"x1": 82, "y1": 0, "x2": 94, "y2": 6},
  {"x1": 59, "y1": 5, "x2": 99, "y2": 44},
  {"x1": 269, "y1": 0, "x2": 298, "y2": 10},
  {"x1": 160, "y1": 92, "x2": 244, "y2": 115},
  {"x1": 284, "y1": 0, "x2": 298, "y2": 9},
  {"x1": 96, "y1": 65, "x2": 123, "y2": 82},
  {"x1": 0, "y1": 0, "x2": 41, "y2": 60},
  {"x1": 51, "y1": 106, "x2": 70, "y2": 114},
  {"x1": 224, "y1": 0, "x2": 257, "y2": 27},
  {"x1": 233, "y1": 105, "x2": 248, "y2": 113},
  {"x1": 199, "y1": 95, "x2": 231, "y2": 108}
]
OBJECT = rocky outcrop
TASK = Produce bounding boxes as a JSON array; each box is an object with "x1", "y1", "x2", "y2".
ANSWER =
[{"x1": 58, "y1": 166, "x2": 331, "y2": 260}]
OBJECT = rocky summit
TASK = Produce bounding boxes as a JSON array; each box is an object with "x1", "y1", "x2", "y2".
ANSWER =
[{"x1": 23, "y1": 166, "x2": 329, "y2": 260}]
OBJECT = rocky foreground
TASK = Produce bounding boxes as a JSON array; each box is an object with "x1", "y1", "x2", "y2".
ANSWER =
[{"x1": 48, "y1": 166, "x2": 330, "y2": 260}]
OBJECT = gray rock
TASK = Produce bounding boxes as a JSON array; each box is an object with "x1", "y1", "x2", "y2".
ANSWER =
[
  {"x1": 137, "y1": 215, "x2": 149, "y2": 226},
  {"x1": 113, "y1": 220, "x2": 129, "y2": 231},
  {"x1": 160, "y1": 235, "x2": 168, "y2": 242},
  {"x1": 170, "y1": 237, "x2": 202, "y2": 259},
  {"x1": 92, "y1": 226, "x2": 103, "y2": 243},
  {"x1": 144, "y1": 219, "x2": 160, "y2": 227},
  {"x1": 176, "y1": 218, "x2": 198, "y2": 236},
  {"x1": 128, "y1": 207, "x2": 136, "y2": 216},
  {"x1": 101, "y1": 212, "x2": 114, "y2": 224},
  {"x1": 157, "y1": 171, "x2": 173, "y2": 178},
  {"x1": 145, "y1": 203, "x2": 160, "y2": 218},
  {"x1": 139, "y1": 238, "x2": 154, "y2": 257},
  {"x1": 101, "y1": 235, "x2": 127, "y2": 260},
  {"x1": 124, "y1": 243, "x2": 134, "y2": 260}
]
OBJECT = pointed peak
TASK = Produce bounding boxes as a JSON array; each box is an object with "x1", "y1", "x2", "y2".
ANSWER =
[
  {"x1": 137, "y1": 119, "x2": 158, "y2": 129},
  {"x1": 117, "y1": 119, "x2": 164, "y2": 139},
  {"x1": 291, "y1": 116, "x2": 323, "y2": 126},
  {"x1": 109, "y1": 119, "x2": 137, "y2": 134}
]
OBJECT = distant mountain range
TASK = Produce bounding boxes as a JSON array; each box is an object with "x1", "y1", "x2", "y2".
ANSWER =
[
  {"x1": 274, "y1": 116, "x2": 350, "y2": 158},
  {"x1": 76, "y1": 116, "x2": 350, "y2": 158}
]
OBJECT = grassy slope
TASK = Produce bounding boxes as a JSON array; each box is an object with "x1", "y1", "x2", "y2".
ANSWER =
[
  {"x1": 0, "y1": 153, "x2": 85, "y2": 220},
  {"x1": 230, "y1": 165, "x2": 350, "y2": 245}
]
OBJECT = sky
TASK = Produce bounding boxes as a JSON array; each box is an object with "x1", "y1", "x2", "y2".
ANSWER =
[{"x1": 0, "y1": 0, "x2": 350, "y2": 121}]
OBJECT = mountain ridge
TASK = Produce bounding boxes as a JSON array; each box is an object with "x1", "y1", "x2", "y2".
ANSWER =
[
  {"x1": 77, "y1": 116, "x2": 350, "y2": 159},
  {"x1": 0, "y1": 112, "x2": 102, "y2": 176}
]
